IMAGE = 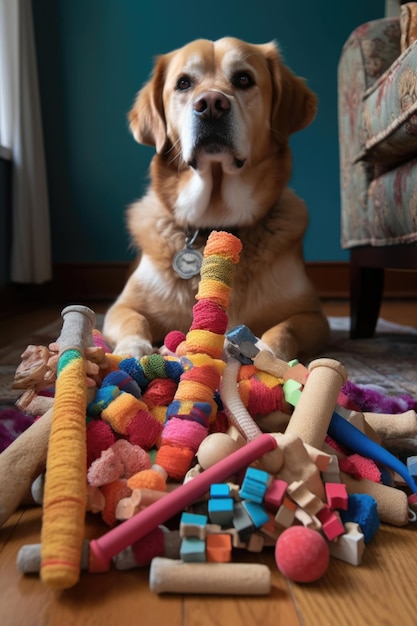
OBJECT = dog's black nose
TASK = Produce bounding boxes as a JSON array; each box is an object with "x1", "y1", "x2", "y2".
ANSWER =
[{"x1": 193, "y1": 91, "x2": 230, "y2": 120}]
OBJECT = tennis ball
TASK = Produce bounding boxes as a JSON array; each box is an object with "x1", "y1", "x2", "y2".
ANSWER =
[{"x1": 275, "y1": 526, "x2": 329, "y2": 582}]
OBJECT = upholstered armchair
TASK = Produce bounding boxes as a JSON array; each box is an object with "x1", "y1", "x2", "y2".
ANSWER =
[{"x1": 338, "y1": 4, "x2": 417, "y2": 338}]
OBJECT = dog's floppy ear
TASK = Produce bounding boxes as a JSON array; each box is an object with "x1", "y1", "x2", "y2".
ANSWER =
[
  {"x1": 128, "y1": 54, "x2": 169, "y2": 154},
  {"x1": 264, "y1": 41, "x2": 317, "y2": 141}
]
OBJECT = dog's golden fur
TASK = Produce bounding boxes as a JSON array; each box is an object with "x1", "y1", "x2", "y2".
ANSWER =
[{"x1": 103, "y1": 37, "x2": 329, "y2": 361}]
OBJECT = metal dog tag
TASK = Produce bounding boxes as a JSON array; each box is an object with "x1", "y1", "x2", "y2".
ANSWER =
[
  {"x1": 172, "y1": 247, "x2": 203, "y2": 279},
  {"x1": 172, "y1": 229, "x2": 203, "y2": 279}
]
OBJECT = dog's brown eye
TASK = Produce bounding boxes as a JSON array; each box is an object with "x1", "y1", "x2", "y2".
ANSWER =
[
  {"x1": 176, "y1": 76, "x2": 192, "y2": 91},
  {"x1": 232, "y1": 71, "x2": 255, "y2": 89}
]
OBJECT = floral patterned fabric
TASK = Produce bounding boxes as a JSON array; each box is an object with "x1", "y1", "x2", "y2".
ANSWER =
[{"x1": 338, "y1": 16, "x2": 417, "y2": 248}]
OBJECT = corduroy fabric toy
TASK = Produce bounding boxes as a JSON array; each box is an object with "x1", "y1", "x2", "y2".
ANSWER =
[{"x1": 40, "y1": 305, "x2": 95, "y2": 590}]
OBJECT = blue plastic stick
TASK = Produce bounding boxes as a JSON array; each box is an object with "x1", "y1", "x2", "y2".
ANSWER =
[{"x1": 328, "y1": 411, "x2": 417, "y2": 494}]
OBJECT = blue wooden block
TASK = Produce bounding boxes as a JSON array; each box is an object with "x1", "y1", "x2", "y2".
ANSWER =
[
  {"x1": 210, "y1": 483, "x2": 231, "y2": 499},
  {"x1": 208, "y1": 497, "x2": 234, "y2": 526},
  {"x1": 180, "y1": 511, "x2": 208, "y2": 539},
  {"x1": 239, "y1": 467, "x2": 270, "y2": 503},
  {"x1": 232, "y1": 502, "x2": 255, "y2": 541},
  {"x1": 242, "y1": 500, "x2": 270, "y2": 528},
  {"x1": 180, "y1": 537, "x2": 206, "y2": 562}
]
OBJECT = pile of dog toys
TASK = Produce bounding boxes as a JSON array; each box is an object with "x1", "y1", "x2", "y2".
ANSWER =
[{"x1": 1, "y1": 231, "x2": 417, "y2": 594}]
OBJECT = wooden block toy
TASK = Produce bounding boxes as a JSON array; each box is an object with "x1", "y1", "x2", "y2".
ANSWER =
[
  {"x1": 283, "y1": 379, "x2": 302, "y2": 406},
  {"x1": 241, "y1": 500, "x2": 270, "y2": 528},
  {"x1": 210, "y1": 483, "x2": 230, "y2": 499},
  {"x1": 275, "y1": 497, "x2": 296, "y2": 528},
  {"x1": 259, "y1": 512, "x2": 282, "y2": 542},
  {"x1": 180, "y1": 536, "x2": 206, "y2": 563},
  {"x1": 226, "y1": 324, "x2": 258, "y2": 347},
  {"x1": 221, "y1": 527, "x2": 248, "y2": 549},
  {"x1": 179, "y1": 512, "x2": 208, "y2": 539},
  {"x1": 246, "y1": 532, "x2": 264, "y2": 553},
  {"x1": 273, "y1": 432, "x2": 325, "y2": 500},
  {"x1": 206, "y1": 533, "x2": 232, "y2": 562},
  {"x1": 208, "y1": 497, "x2": 234, "y2": 526},
  {"x1": 264, "y1": 478, "x2": 288, "y2": 511},
  {"x1": 321, "y1": 454, "x2": 342, "y2": 483},
  {"x1": 303, "y1": 443, "x2": 332, "y2": 472},
  {"x1": 149, "y1": 557, "x2": 272, "y2": 595},
  {"x1": 294, "y1": 507, "x2": 321, "y2": 531},
  {"x1": 239, "y1": 467, "x2": 271, "y2": 503},
  {"x1": 116, "y1": 488, "x2": 168, "y2": 520},
  {"x1": 283, "y1": 361, "x2": 308, "y2": 384},
  {"x1": 232, "y1": 501, "x2": 255, "y2": 541},
  {"x1": 325, "y1": 482, "x2": 348, "y2": 510},
  {"x1": 329, "y1": 522, "x2": 365, "y2": 566},
  {"x1": 317, "y1": 506, "x2": 345, "y2": 541},
  {"x1": 287, "y1": 480, "x2": 325, "y2": 516}
]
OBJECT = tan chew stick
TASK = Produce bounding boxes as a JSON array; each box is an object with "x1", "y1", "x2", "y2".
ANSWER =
[
  {"x1": 340, "y1": 472, "x2": 409, "y2": 526},
  {"x1": 149, "y1": 557, "x2": 271, "y2": 595},
  {"x1": 0, "y1": 408, "x2": 53, "y2": 527},
  {"x1": 285, "y1": 358, "x2": 348, "y2": 449}
]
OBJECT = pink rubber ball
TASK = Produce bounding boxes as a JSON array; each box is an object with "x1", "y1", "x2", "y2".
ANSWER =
[{"x1": 275, "y1": 526, "x2": 329, "y2": 583}]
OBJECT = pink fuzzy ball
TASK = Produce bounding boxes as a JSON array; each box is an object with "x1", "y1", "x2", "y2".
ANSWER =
[{"x1": 275, "y1": 526, "x2": 329, "y2": 583}]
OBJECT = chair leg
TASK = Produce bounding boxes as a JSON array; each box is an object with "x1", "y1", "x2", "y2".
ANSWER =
[{"x1": 350, "y1": 263, "x2": 384, "y2": 339}]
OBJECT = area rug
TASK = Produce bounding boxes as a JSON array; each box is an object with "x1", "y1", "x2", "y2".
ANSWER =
[{"x1": 0, "y1": 315, "x2": 416, "y2": 450}]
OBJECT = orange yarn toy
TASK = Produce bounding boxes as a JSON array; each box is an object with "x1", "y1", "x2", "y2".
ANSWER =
[
  {"x1": 154, "y1": 231, "x2": 242, "y2": 481},
  {"x1": 40, "y1": 305, "x2": 95, "y2": 589}
]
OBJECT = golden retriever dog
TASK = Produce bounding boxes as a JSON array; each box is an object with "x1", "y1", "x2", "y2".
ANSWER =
[{"x1": 103, "y1": 37, "x2": 329, "y2": 361}]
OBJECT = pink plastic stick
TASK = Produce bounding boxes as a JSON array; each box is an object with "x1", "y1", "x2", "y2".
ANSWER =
[{"x1": 89, "y1": 433, "x2": 277, "y2": 571}]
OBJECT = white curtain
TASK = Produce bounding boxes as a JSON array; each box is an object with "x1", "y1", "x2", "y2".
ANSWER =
[{"x1": 0, "y1": 0, "x2": 51, "y2": 284}]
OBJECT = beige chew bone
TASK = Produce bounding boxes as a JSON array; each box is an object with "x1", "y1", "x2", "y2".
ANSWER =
[
  {"x1": 341, "y1": 472, "x2": 409, "y2": 526},
  {"x1": 285, "y1": 358, "x2": 348, "y2": 449},
  {"x1": 149, "y1": 557, "x2": 271, "y2": 595},
  {"x1": 0, "y1": 408, "x2": 53, "y2": 527}
]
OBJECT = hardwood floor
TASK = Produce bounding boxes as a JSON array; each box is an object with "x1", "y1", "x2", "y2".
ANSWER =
[{"x1": 1, "y1": 298, "x2": 417, "y2": 626}]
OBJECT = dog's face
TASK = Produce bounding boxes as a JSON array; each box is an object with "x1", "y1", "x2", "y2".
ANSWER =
[{"x1": 128, "y1": 37, "x2": 317, "y2": 227}]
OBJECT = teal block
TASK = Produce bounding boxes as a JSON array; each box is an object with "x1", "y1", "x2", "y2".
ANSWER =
[
  {"x1": 208, "y1": 497, "x2": 234, "y2": 526},
  {"x1": 210, "y1": 483, "x2": 230, "y2": 498},
  {"x1": 239, "y1": 467, "x2": 270, "y2": 503},
  {"x1": 180, "y1": 537, "x2": 206, "y2": 562},
  {"x1": 242, "y1": 500, "x2": 270, "y2": 528}
]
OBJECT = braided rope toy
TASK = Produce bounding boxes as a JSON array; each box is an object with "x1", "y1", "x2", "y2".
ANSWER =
[{"x1": 40, "y1": 305, "x2": 95, "y2": 589}]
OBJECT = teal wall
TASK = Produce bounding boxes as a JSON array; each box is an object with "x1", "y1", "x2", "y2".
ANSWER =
[{"x1": 32, "y1": 0, "x2": 386, "y2": 264}]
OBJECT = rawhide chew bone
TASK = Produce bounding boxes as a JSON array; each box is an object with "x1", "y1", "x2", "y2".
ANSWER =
[
  {"x1": 285, "y1": 358, "x2": 347, "y2": 449},
  {"x1": 0, "y1": 407, "x2": 53, "y2": 527},
  {"x1": 149, "y1": 557, "x2": 271, "y2": 595},
  {"x1": 40, "y1": 305, "x2": 95, "y2": 589},
  {"x1": 340, "y1": 472, "x2": 409, "y2": 526}
]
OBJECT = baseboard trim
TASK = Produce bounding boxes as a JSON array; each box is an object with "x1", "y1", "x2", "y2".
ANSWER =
[
  {"x1": 306, "y1": 261, "x2": 417, "y2": 298},
  {"x1": 1, "y1": 261, "x2": 416, "y2": 309}
]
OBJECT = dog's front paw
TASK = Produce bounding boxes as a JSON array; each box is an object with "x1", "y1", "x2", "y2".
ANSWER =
[{"x1": 113, "y1": 336, "x2": 156, "y2": 359}]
